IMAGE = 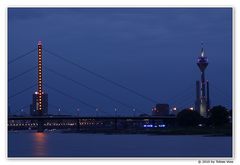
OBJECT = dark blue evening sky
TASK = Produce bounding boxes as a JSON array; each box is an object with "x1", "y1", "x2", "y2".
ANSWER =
[{"x1": 8, "y1": 8, "x2": 232, "y2": 116}]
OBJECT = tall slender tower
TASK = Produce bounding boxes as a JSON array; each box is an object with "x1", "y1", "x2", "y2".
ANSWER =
[
  {"x1": 195, "y1": 43, "x2": 209, "y2": 117},
  {"x1": 30, "y1": 41, "x2": 48, "y2": 116},
  {"x1": 38, "y1": 41, "x2": 43, "y2": 112}
]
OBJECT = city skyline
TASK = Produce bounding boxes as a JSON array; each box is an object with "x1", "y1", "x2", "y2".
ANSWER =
[{"x1": 8, "y1": 8, "x2": 232, "y2": 116}]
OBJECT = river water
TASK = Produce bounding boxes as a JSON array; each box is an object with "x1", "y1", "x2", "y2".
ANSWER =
[{"x1": 8, "y1": 131, "x2": 232, "y2": 157}]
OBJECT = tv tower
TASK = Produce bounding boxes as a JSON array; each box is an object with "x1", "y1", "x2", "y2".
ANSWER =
[
  {"x1": 30, "y1": 41, "x2": 48, "y2": 116},
  {"x1": 195, "y1": 43, "x2": 210, "y2": 117}
]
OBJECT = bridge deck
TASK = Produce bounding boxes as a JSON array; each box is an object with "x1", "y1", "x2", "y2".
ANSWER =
[{"x1": 8, "y1": 116, "x2": 176, "y2": 120}]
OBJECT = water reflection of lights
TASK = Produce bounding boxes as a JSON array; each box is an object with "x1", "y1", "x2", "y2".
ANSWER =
[{"x1": 33, "y1": 132, "x2": 47, "y2": 156}]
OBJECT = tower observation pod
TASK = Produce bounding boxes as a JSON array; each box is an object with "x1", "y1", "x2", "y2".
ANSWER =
[{"x1": 195, "y1": 43, "x2": 210, "y2": 118}]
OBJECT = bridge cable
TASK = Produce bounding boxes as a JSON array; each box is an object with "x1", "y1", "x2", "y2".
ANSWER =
[
  {"x1": 44, "y1": 49, "x2": 158, "y2": 104},
  {"x1": 43, "y1": 83, "x2": 111, "y2": 115},
  {"x1": 177, "y1": 95, "x2": 195, "y2": 110},
  {"x1": 170, "y1": 88, "x2": 195, "y2": 107},
  {"x1": 8, "y1": 48, "x2": 37, "y2": 64},
  {"x1": 8, "y1": 84, "x2": 37, "y2": 99},
  {"x1": 167, "y1": 84, "x2": 195, "y2": 104},
  {"x1": 48, "y1": 103, "x2": 62, "y2": 110},
  {"x1": 8, "y1": 66, "x2": 37, "y2": 82},
  {"x1": 45, "y1": 67, "x2": 144, "y2": 114}
]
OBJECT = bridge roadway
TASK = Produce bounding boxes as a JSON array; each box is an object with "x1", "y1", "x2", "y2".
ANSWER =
[
  {"x1": 8, "y1": 115, "x2": 176, "y2": 120},
  {"x1": 8, "y1": 115, "x2": 176, "y2": 132}
]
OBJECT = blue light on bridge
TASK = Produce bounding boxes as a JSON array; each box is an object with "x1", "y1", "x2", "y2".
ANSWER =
[
  {"x1": 158, "y1": 124, "x2": 166, "y2": 128},
  {"x1": 143, "y1": 124, "x2": 166, "y2": 128}
]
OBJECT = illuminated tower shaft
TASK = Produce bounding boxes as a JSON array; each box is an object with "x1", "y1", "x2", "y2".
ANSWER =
[
  {"x1": 30, "y1": 41, "x2": 48, "y2": 116},
  {"x1": 200, "y1": 70, "x2": 206, "y2": 97},
  {"x1": 37, "y1": 41, "x2": 43, "y2": 112},
  {"x1": 196, "y1": 44, "x2": 209, "y2": 117}
]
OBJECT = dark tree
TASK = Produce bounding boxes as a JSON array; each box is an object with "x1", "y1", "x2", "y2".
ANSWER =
[
  {"x1": 208, "y1": 105, "x2": 229, "y2": 126},
  {"x1": 228, "y1": 109, "x2": 232, "y2": 117},
  {"x1": 177, "y1": 109, "x2": 202, "y2": 127}
]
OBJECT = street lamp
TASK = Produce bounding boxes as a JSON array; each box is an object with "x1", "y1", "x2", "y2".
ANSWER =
[
  {"x1": 133, "y1": 108, "x2": 136, "y2": 117},
  {"x1": 77, "y1": 108, "x2": 80, "y2": 116},
  {"x1": 20, "y1": 109, "x2": 24, "y2": 116},
  {"x1": 96, "y1": 108, "x2": 99, "y2": 117},
  {"x1": 114, "y1": 107, "x2": 117, "y2": 117}
]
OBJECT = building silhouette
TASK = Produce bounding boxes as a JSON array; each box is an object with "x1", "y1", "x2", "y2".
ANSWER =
[
  {"x1": 30, "y1": 93, "x2": 48, "y2": 116},
  {"x1": 152, "y1": 104, "x2": 169, "y2": 116}
]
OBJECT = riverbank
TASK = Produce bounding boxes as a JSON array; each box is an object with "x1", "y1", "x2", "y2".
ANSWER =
[{"x1": 62, "y1": 126, "x2": 232, "y2": 136}]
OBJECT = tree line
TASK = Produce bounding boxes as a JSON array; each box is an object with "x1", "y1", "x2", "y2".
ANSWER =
[{"x1": 176, "y1": 105, "x2": 232, "y2": 127}]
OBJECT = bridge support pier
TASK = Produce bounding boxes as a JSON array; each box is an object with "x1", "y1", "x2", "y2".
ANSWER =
[{"x1": 76, "y1": 119, "x2": 80, "y2": 130}]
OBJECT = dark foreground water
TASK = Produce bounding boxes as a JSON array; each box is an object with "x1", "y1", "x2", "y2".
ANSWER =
[{"x1": 8, "y1": 131, "x2": 232, "y2": 157}]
